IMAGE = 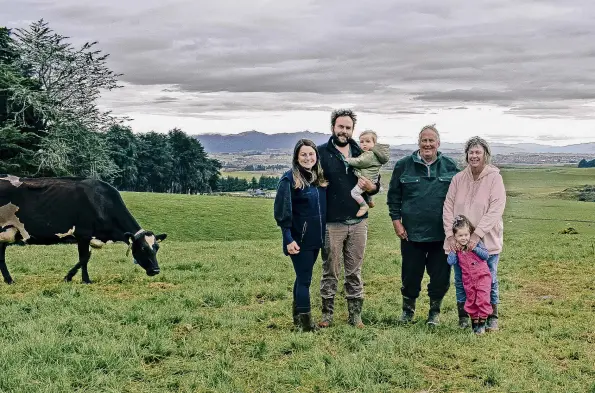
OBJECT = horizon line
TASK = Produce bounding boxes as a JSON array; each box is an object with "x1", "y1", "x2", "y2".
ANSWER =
[{"x1": 189, "y1": 130, "x2": 593, "y2": 148}]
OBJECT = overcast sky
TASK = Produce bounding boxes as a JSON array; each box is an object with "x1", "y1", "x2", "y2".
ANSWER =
[{"x1": 3, "y1": 0, "x2": 595, "y2": 145}]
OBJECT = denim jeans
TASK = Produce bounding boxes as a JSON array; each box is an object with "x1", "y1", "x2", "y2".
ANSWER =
[
  {"x1": 290, "y1": 249, "x2": 319, "y2": 313},
  {"x1": 454, "y1": 253, "x2": 499, "y2": 304}
]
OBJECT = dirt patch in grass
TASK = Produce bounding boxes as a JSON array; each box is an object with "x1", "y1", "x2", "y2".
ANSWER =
[
  {"x1": 95, "y1": 285, "x2": 140, "y2": 300},
  {"x1": 5, "y1": 291, "x2": 26, "y2": 300},
  {"x1": 513, "y1": 276, "x2": 563, "y2": 302},
  {"x1": 172, "y1": 323, "x2": 195, "y2": 339},
  {"x1": 522, "y1": 282, "x2": 561, "y2": 299},
  {"x1": 148, "y1": 282, "x2": 177, "y2": 290}
]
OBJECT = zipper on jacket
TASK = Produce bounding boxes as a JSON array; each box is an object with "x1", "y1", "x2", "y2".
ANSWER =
[
  {"x1": 316, "y1": 188, "x2": 323, "y2": 244},
  {"x1": 301, "y1": 221, "x2": 308, "y2": 244}
]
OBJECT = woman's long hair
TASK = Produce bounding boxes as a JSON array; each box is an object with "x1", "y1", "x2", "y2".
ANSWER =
[{"x1": 291, "y1": 139, "x2": 328, "y2": 189}]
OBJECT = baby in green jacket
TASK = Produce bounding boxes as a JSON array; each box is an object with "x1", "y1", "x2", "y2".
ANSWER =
[{"x1": 346, "y1": 130, "x2": 390, "y2": 217}]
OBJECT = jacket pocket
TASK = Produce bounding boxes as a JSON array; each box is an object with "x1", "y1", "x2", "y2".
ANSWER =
[
  {"x1": 400, "y1": 176, "x2": 420, "y2": 184},
  {"x1": 437, "y1": 176, "x2": 453, "y2": 194}
]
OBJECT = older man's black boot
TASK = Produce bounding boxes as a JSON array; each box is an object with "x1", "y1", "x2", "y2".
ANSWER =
[
  {"x1": 399, "y1": 296, "x2": 416, "y2": 323},
  {"x1": 426, "y1": 298, "x2": 442, "y2": 326},
  {"x1": 457, "y1": 302, "x2": 470, "y2": 328}
]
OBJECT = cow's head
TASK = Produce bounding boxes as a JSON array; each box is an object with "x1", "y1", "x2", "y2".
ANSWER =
[{"x1": 124, "y1": 230, "x2": 167, "y2": 276}]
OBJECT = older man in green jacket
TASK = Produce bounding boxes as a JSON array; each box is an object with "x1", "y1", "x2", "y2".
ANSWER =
[{"x1": 387, "y1": 124, "x2": 459, "y2": 325}]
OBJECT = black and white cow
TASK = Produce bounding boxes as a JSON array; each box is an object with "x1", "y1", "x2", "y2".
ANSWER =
[{"x1": 0, "y1": 175, "x2": 167, "y2": 284}]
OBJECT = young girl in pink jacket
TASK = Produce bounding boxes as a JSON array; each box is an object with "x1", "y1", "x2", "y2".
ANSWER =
[{"x1": 447, "y1": 215, "x2": 492, "y2": 334}]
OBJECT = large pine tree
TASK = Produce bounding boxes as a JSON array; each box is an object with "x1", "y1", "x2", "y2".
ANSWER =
[{"x1": 0, "y1": 27, "x2": 45, "y2": 175}]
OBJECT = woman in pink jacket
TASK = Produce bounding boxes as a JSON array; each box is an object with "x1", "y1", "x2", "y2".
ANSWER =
[{"x1": 443, "y1": 136, "x2": 506, "y2": 331}]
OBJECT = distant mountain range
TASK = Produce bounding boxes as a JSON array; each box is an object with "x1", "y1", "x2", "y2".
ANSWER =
[
  {"x1": 194, "y1": 131, "x2": 329, "y2": 153},
  {"x1": 193, "y1": 131, "x2": 595, "y2": 155}
]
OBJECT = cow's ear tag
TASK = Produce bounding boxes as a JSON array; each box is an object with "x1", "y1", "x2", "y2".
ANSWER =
[{"x1": 126, "y1": 243, "x2": 132, "y2": 257}]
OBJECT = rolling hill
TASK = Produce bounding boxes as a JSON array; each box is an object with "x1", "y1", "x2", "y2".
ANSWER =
[{"x1": 193, "y1": 131, "x2": 595, "y2": 154}]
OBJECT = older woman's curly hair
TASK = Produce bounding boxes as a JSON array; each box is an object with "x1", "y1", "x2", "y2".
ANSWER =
[{"x1": 464, "y1": 136, "x2": 492, "y2": 165}]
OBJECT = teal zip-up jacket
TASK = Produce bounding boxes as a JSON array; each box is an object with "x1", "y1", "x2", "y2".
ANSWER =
[{"x1": 387, "y1": 151, "x2": 459, "y2": 242}]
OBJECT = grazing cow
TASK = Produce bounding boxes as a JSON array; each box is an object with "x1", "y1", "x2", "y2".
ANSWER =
[{"x1": 0, "y1": 175, "x2": 167, "y2": 284}]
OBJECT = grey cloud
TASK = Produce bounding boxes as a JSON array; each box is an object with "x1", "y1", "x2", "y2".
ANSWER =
[
  {"x1": 153, "y1": 96, "x2": 179, "y2": 103},
  {"x1": 3, "y1": 0, "x2": 595, "y2": 118},
  {"x1": 534, "y1": 134, "x2": 573, "y2": 141},
  {"x1": 484, "y1": 134, "x2": 526, "y2": 140}
]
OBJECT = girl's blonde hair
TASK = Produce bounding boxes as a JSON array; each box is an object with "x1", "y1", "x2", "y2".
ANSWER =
[
  {"x1": 291, "y1": 139, "x2": 328, "y2": 189},
  {"x1": 359, "y1": 130, "x2": 377, "y2": 143}
]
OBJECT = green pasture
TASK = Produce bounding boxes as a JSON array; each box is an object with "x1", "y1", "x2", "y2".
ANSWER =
[{"x1": 0, "y1": 167, "x2": 594, "y2": 392}]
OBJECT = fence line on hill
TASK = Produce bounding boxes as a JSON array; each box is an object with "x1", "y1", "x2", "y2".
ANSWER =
[{"x1": 507, "y1": 215, "x2": 595, "y2": 224}]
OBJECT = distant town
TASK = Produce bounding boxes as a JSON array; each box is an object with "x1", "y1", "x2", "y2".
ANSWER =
[
  {"x1": 195, "y1": 131, "x2": 595, "y2": 172},
  {"x1": 213, "y1": 150, "x2": 594, "y2": 173}
]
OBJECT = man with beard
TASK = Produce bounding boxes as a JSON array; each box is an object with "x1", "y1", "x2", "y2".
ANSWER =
[{"x1": 317, "y1": 109, "x2": 379, "y2": 328}]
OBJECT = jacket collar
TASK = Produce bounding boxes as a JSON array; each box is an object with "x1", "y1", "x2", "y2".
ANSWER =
[
  {"x1": 326, "y1": 136, "x2": 362, "y2": 156},
  {"x1": 463, "y1": 164, "x2": 500, "y2": 180},
  {"x1": 411, "y1": 150, "x2": 442, "y2": 165}
]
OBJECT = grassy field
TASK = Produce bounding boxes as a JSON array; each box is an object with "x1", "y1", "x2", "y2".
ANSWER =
[{"x1": 1, "y1": 167, "x2": 594, "y2": 392}]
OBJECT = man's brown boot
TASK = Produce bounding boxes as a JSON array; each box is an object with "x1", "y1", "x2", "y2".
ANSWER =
[
  {"x1": 348, "y1": 298, "x2": 365, "y2": 328},
  {"x1": 318, "y1": 297, "x2": 334, "y2": 328}
]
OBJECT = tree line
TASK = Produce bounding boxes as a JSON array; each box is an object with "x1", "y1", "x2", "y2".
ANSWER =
[
  {"x1": 217, "y1": 175, "x2": 280, "y2": 192},
  {"x1": 1, "y1": 20, "x2": 222, "y2": 193},
  {"x1": 243, "y1": 164, "x2": 287, "y2": 171},
  {"x1": 578, "y1": 159, "x2": 595, "y2": 168}
]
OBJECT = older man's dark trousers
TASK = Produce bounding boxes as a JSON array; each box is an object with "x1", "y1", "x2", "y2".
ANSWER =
[
  {"x1": 290, "y1": 249, "x2": 319, "y2": 313},
  {"x1": 400, "y1": 240, "x2": 450, "y2": 300}
]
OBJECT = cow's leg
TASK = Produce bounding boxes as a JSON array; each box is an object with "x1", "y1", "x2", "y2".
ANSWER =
[
  {"x1": 0, "y1": 243, "x2": 14, "y2": 284},
  {"x1": 64, "y1": 261, "x2": 82, "y2": 282},
  {"x1": 78, "y1": 239, "x2": 93, "y2": 284},
  {"x1": 64, "y1": 239, "x2": 92, "y2": 283}
]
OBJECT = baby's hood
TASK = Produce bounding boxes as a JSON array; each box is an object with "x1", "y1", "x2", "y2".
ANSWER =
[{"x1": 372, "y1": 143, "x2": 391, "y2": 165}]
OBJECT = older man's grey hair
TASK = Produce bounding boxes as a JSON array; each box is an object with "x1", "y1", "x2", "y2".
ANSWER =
[
  {"x1": 418, "y1": 124, "x2": 440, "y2": 144},
  {"x1": 464, "y1": 136, "x2": 492, "y2": 164}
]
